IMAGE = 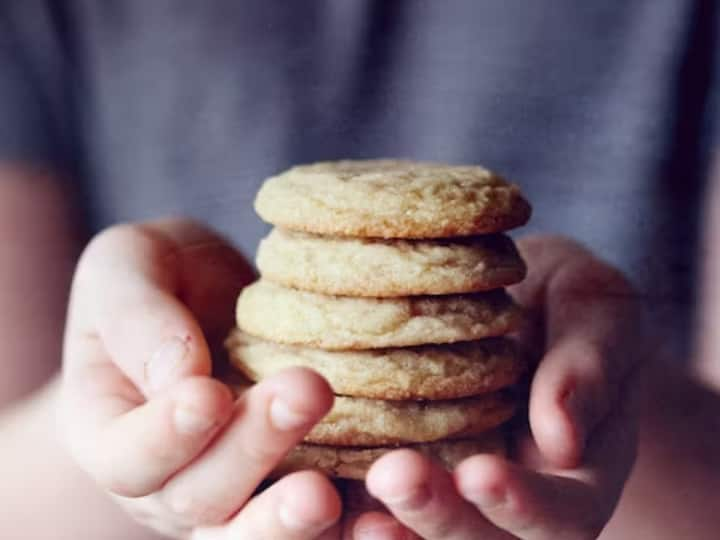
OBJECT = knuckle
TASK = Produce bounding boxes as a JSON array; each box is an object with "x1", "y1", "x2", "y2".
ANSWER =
[
  {"x1": 89, "y1": 448, "x2": 160, "y2": 498},
  {"x1": 74, "y1": 225, "x2": 139, "y2": 288},
  {"x1": 90, "y1": 433, "x2": 178, "y2": 498},
  {"x1": 165, "y1": 490, "x2": 233, "y2": 527},
  {"x1": 499, "y1": 497, "x2": 540, "y2": 535},
  {"x1": 95, "y1": 466, "x2": 148, "y2": 498},
  {"x1": 73, "y1": 360, "x2": 140, "y2": 402},
  {"x1": 139, "y1": 432, "x2": 184, "y2": 467},
  {"x1": 76, "y1": 223, "x2": 175, "y2": 279},
  {"x1": 566, "y1": 342, "x2": 610, "y2": 392},
  {"x1": 423, "y1": 519, "x2": 459, "y2": 539},
  {"x1": 80, "y1": 223, "x2": 145, "y2": 263},
  {"x1": 240, "y1": 438, "x2": 283, "y2": 465},
  {"x1": 117, "y1": 494, "x2": 194, "y2": 538}
]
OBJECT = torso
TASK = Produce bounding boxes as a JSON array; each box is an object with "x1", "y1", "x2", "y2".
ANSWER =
[{"x1": 57, "y1": 0, "x2": 718, "y2": 357}]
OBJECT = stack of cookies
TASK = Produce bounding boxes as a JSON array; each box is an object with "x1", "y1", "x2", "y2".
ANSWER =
[{"x1": 225, "y1": 160, "x2": 531, "y2": 479}]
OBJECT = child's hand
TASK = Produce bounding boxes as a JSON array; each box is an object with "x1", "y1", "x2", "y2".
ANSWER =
[
  {"x1": 58, "y1": 219, "x2": 344, "y2": 539},
  {"x1": 359, "y1": 235, "x2": 643, "y2": 539}
]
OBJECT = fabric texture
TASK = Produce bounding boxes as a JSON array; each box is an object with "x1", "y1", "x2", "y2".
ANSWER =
[{"x1": 1, "y1": 0, "x2": 718, "y2": 358}]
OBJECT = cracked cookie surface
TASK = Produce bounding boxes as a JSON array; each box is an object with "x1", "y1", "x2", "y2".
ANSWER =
[
  {"x1": 226, "y1": 330, "x2": 525, "y2": 400},
  {"x1": 304, "y1": 392, "x2": 516, "y2": 446},
  {"x1": 254, "y1": 160, "x2": 531, "y2": 238},
  {"x1": 257, "y1": 228, "x2": 526, "y2": 296},
  {"x1": 236, "y1": 280, "x2": 523, "y2": 350}
]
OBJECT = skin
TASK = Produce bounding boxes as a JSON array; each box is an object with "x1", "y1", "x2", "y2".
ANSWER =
[
  {"x1": 0, "y1": 164, "x2": 719, "y2": 538},
  {"x1": 695, "y1": 155, "x2": 720, "y2": 391},
  {"x1": 0, "y1": 165, "x2": 166, "y2": 540},
  {"x1": 364, "y1": 236, "x2": 642, "y2": 540},
  {"x1": 0, "y1": 165, "x2": 80, "y2": 408}
]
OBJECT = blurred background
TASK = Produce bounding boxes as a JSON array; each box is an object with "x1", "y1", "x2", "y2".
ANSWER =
[
  {"x1": 1, "y1": 1, "x2": 719, "y2": 538},
  {"x1": 5, "y1": 1, "x2": 716, "y2": 363}
]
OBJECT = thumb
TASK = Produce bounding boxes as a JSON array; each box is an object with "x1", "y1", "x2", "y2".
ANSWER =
[{"x1": 65, "y1": 220, "x2": 252, "y2": 397}]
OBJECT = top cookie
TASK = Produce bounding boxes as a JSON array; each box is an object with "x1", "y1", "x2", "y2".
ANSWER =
[{"x1": 254, "y1": 160, "x2": 531, "y2": 238}]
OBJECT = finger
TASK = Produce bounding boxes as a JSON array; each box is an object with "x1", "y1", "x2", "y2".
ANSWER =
[
  {"x1": 528, "y1": 337, "x2": 614, "y2": 468},
  {"x1": 66, "y1": 223, "x2": 211, "y2": 394},
  {"x1": 161, "y1": 368, "x2": 334, "y2": 526},
  {"x1": 65, "y1": 220, "x2": 253, "y2": 396},
  {"x1": 511, "y1": 235, "x2": 641, "y2": 467},
  {"x1": 366, "y1": 450, "x2": 512, "y2": 540},
  {"x1": 143, "y1": 218, "x2": 256, "y2": 347},
  {"x1": 456, "y1": 455, "x2": 603, "y2": 540},
  {"x1": 344, "y1": 511, "x2": 420, "y2": 540},
  {"x1": 193, "y1": 471, "x2": 342, "y2": 540},
  {"x1": 60, "y1": 342, "x2": 234, "y2": 497},
  {"x1": 339, "y1": 480, "x2": 417, "y2": 540},
  {"x1": 456, "y1": 380, "x2": 638, "y2": 540}
]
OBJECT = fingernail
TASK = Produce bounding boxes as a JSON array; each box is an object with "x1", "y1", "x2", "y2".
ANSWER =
[
  {"x1": 146, "y1": 336, "x2": 189, "y2": 392},
  {"x1": 379, "y1": 484, "x2": 431, "y2": 512},
  {"x1": 173, "y1": 406, "x2": 215, "y2": 435},
  {"x1": 270, "y1": 397, "x2": 312, "y2": 431}
]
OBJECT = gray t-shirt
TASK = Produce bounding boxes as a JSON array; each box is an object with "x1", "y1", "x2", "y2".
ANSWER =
[{"x1": 2, "y1": 0, "x2": 719, "y2": 358}]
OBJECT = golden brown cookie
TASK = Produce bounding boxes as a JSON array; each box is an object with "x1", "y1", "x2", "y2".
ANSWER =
[
  {"x1": 274, "y1": 434, "x2": 507, "y2": 480},
  {"x1": 226, "y1": 330, "x2": 525, "y2": 400},
  {"x1": 224, "y1": 378, "x2": 515, "y2": 445},
  {"x1": 254, "y1": 160, "x2": 531, "y2": 238},
  {"x1": 236, "y1": 280, "x2": 523, "y2": 350},
  {"x1": 304, "y1": 392, "x2": 515, "y2": 446},
  {"x1": 256, "y1": 228, "x2": 526, "y2": 296}
]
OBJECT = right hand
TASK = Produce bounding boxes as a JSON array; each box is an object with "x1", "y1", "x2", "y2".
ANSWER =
[{"x1": 58, "y1": 219, "x2": 347, "y2": 539}]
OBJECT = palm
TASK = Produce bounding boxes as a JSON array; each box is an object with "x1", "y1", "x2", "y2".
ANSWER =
[{"x1": 343, "y1": 235, "x2": 642, "y2": 540}]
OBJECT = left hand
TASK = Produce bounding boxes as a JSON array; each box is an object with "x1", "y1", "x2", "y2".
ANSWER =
[{"x1": 350, "y1": 235, "x2": 644, "y2": 540}]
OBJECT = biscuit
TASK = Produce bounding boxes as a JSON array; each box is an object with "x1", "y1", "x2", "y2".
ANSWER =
[
  {"x1": 304, "y1": 392, "x2": 515, "y2": 446},
  {"x1": 225, "y1": 379, "x2": 515, "y2": 446},
  {"x1": 226, "y1": 330, "x2": 525, "y2": 400},
  {"x1": 254, "y1": 160, "x2": 531, "y2": 238},
  {"x1": 257, "y1": 228, "x2": 526, "y2": 296},
  {"x1": 236, "y1": 280, "x2": 523, "y2": 350},
  {"x1": 274, "y1": 434, "x2": 507, "y2": 480}
]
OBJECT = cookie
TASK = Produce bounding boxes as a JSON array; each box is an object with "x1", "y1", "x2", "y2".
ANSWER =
[
  {"x1": 257, "y1": 228, "x2": 526, "y2": 297},
  {"x1": 225, "y1": 379, "x2": 515, "y2": 446},
  {"x1": 226, "y1": 330, "x2": 525, "y2": 400},
  {"x1": 274, "y1": 434, "x2": 507, "y2": 480},
  {"x1": 304, "y1": 392, "x2": 515, "y2": 446},
  {"x1": 236, "y1": 280, "x2": 523, "y2": 350},
  {"x1": 254, "y1": 160, "x2": 531, "y2": 238}
]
